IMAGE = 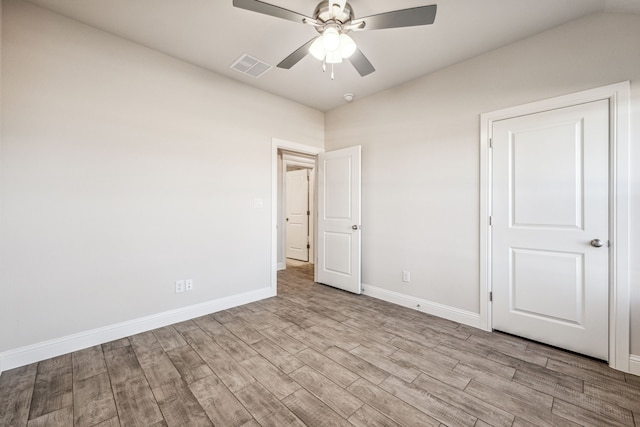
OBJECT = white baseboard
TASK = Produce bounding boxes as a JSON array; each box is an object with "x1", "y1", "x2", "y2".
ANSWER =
[
  {"x1": 362, "y1": 283, "x2": 481, "y2": 329},
  {"x1": 277, "y1": 262, "x2": 286, "y2": 271},
  {"x1": 0, "y1": 287, "x2": 275, "y2": 374},
  {"x1": 630, "y1": 354, "x2": 640, "y2": 376}
]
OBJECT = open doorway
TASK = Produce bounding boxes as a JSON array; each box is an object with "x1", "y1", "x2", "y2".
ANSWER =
[
  {"x1": 278, "y1": 150, "x2": 316, "y2": 276},
  {"x1": 271, "y1": 139, "x2": 362, "y2": 296},
  {"x1": 270, "y1": 139, "x2": 323, "y2": 294}
]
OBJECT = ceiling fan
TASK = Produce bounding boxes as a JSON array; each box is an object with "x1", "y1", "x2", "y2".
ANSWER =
[{"x1": 232, "y1": 0, "x2": 437, "y2": 79}]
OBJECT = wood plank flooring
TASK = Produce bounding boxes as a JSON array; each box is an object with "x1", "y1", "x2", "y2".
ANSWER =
[{"x1": 1, "y1": 262, "x2": 639, "y2": 426}]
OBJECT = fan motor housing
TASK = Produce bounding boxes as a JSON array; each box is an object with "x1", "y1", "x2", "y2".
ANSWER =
[{"x1": 313, "y1": 1, "x2": 354, "y2": 29}]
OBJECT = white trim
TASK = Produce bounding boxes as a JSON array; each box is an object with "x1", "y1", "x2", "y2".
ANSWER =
[
  {"x1": 271, "y1": 138, "x2": 323, "y2": 293},
  {"x1": 479, "y1": 82, "x2": 631, "y2": 372},
  {"x1": 0, "y1": 287, "x2": 274, "y2": 374},
  {"x1": 362, "y1": 283, "x2": 481, "y2": 328},
  {"x1": 282, "y1": 152, "x2": 316, "y2": 168},
  {"x1": 284, "y1": 160, "x2": 314, "y2": 169},
  {"x1": 277, "y1": 261, "x2": 286, "y2": 271},
  {"x1": 630, "y1": 355, "x2": 640, "y2": 376}
]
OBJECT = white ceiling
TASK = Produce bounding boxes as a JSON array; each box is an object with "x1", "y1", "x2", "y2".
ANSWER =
[{"x1": 25, "y1": 0, "x2": 640, "y2": 111}]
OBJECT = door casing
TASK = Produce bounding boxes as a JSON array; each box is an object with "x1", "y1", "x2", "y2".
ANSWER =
[
  {"x1": 271, "y1": 139, "x2": 324, "y2": 293},
  {"x1": 479, "y1": 82, "x2": 631, "y2": 372}
]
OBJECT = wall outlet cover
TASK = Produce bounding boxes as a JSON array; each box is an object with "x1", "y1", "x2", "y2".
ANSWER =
[{"x1": 175, "y1": 280, "x2": 185, "y2": 293}]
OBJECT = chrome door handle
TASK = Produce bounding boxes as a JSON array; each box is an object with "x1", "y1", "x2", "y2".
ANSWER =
[
  {"x1": 352, "y1": 225, "x2": 360, "y2": 230},
  {"x1": 590, "y1": 239, "x2": 604, "y2": 248}
]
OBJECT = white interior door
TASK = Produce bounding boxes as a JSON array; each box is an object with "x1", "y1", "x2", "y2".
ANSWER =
[
  {"x1": 492, "y1": 100, "x2": 609, "y2": 360},
  {"x1": 316, "y1": 146, "x2": 361, "y2": 294},
  {"x1": 285, "y1": 169, "x2": 309, "y2": 262}
]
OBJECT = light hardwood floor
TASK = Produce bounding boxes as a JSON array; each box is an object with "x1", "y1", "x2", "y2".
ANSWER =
[{"x1": 1, "y1": 262, "x2": 639, "y2": 426}]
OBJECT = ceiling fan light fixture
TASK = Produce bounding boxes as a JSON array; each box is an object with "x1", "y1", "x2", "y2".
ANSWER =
[
  {"x1": 234, "y1": 0, "x2": 438, "y2": 78},
  {"x1": 321, "y1": 27, "x2": 341, "y2": 51},
  {"x1": 339, "y1": 34, "x2": 356, "y2": 58}
]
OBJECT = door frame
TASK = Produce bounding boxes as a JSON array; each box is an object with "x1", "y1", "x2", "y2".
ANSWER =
[
  {"x1": 271, "y1": 138, "x2": 324, "y2": 293},
  {"x1": 479, "y1": 82, "x2": 631, "y2": 372}
]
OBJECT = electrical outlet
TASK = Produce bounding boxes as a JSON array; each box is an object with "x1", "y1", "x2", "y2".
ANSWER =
[
  {"x1": 175, "y1": 280, "x2": 185, "y2": 293},
  {"x1": 185, "y1": 279, "x2": 193, "y2": 291},
  {"x1": 402, "y1": 271, "x2": 411, "y2": 283}
]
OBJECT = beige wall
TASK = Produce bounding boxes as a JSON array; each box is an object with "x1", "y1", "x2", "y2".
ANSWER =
[
  {"x1": 325, "y1": 13, "x2": 640, "y2": 354},
  {"x1": 0, "y1": 0, "x2": 323, "y2": 353}
]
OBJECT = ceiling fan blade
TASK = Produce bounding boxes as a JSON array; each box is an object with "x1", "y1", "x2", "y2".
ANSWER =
[
  {"x1": 353, "y1": 4, "x2": 437, "y2": 31},
  {"x1": 277, "y1": 38, "x2": 317, "y2": 69},
  {"x1": 348, "y1": 48, "x2": 375, "y2": 77},
  {"x1": 232, "y1": 0, "x2": 311, "y2": 24}
]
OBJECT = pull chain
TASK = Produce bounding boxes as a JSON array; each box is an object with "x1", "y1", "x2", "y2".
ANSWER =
[{"x1": 321, "y1": 57, "x2": 336, "y2": 80}]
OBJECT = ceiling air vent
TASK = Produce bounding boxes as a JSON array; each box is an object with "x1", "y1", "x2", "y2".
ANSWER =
[{"x1": 230, "y1": 54, "x2": 272, "y2": 78}]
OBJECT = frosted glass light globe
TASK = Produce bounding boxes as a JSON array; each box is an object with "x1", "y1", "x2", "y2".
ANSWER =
[
  {"x1": 309, "y1": 37, "x2": 325, "y2": 60},
  {"x1": 322, "y1": 27, "x2": 340, "y2": 52},
  {"x1": 339, "y1": 34, "x2": 356, "y2": 58}
]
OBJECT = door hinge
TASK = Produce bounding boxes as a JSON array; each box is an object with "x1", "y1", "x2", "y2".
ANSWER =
[
  {"x1": 489, "y1": 138, "x2": 493, "y2": 148},
  {"x1": 489, "y1": 216, "x2": 492, "y2": 226},
  {"x1": 307, "y1": 244, "x2": 311, "y2": 249},
  {"x1": 489, "y1": 291, "x2": 493, "y2": 302},
  {"x1": 307, "y1": 211, "x2": 310, "y2": 216}
]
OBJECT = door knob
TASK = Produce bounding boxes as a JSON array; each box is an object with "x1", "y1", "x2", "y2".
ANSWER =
[
  {"x1": 352, "y1": 225, "x2": 360, "y2": 230},
  {"x1": 590, "y1": 239, "x2": 604, "y2": 248}
]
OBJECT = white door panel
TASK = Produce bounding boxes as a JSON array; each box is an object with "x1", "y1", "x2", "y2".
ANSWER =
[
  {"x1": 286, "y1": 169, "x2": 309, "y2": 261},
  {"x1": 324, "y1": 232, "x2": 352, "y2": 275},
  {"x1": 317, "y1": 146, "x2": 361, "y2": 294},
  {"x1": 492, "y1": 100, "x2": 609, "y2": 360},
  {"x1": 324, "y1": 156, "x2": 353, "y2": 219},
  {"x1": 510, "y1": 248, "x2": 584, "y2": 324},
  {"x1": 511, "y1": 123, "x2": 583, "y2": 228}
]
